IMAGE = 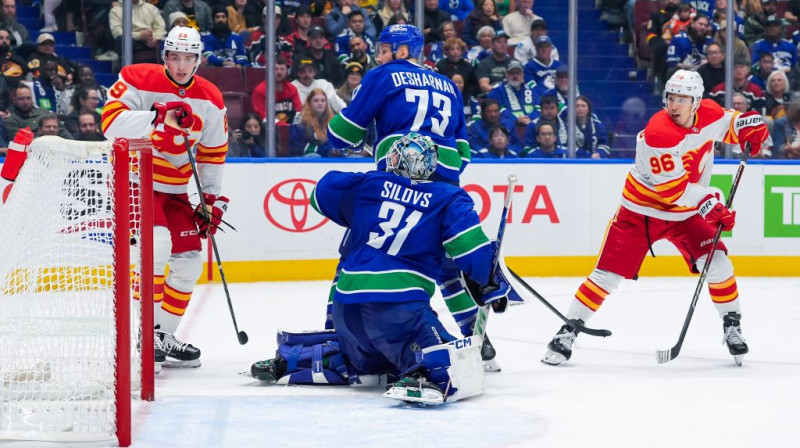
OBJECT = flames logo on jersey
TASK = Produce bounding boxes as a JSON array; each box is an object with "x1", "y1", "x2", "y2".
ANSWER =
[
  {"x1": 681, "y1": 140, "x2": 713, "y2": 183},
  {"x1": 150, "y1": 113, "x2": 204, "y2": 155}
]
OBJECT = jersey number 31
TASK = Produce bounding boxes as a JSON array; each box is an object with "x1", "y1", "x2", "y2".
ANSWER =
[
  {"x1": 406, "y1": 88, "x2": 452, "y2": 137},
  {"x1": 367, "y1": 201, "x2": 422, "y2": 256}
]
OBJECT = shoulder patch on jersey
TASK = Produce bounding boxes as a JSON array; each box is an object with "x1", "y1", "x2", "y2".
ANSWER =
[
  {"x1": 643, "y1": 109, "x2": 685, "y2": 148},
  {"x1": 190, "y1": 76, "x2": 225, "y2": 110}
]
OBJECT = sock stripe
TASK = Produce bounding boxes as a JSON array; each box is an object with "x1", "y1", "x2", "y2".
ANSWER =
[
  {"x1": 709, "y1": 276, "x2": 736, "y2": 290},
  {"x1": 575, "y1": 280, "x2": 606, "y2": 311},
  {"x1": 584, "y1": 279, "x2": 610, "y2": 299},
  {"x1": 154, "y1": 275, "x2": 165, "y2": 303},
  {"x1": 709, "y1": 277, "x2": 739, "y2": 304},
  {"x1": 163, "y1": 284, "x2": 191, "y2": 301}
]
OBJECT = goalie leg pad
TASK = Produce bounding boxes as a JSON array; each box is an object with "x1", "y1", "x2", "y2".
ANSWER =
[
  {"x1": 393, "y1": 336, "x2": 485, "y2": 403},
  {"x1": 272, "y1": 330, "x2": 349, "y2": 385}
]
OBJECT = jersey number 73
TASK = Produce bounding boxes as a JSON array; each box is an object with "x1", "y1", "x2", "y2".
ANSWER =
[{"x1": 405, "y1": 88, "x2": 452, "y2": 137}]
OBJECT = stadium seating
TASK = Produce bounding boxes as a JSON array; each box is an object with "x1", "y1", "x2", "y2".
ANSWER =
[{"x1": 196, "y1": 67, "x2": 246, "y2": 92}]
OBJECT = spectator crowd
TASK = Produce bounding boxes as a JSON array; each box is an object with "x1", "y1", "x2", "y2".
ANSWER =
[
  {"x1": 2, "y1": 0, "x2": 800, "y2": 158},
  {"x1": 636, "y1": 0, "x2": 800, "y2": 158}
]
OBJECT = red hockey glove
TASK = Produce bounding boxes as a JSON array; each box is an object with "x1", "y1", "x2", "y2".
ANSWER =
[
  {"x1": 152, "y1": 102, "x2": 194, "y2": 135},
  {"x1": 1, "y1": 127, "x2": 35, "y2": 182},
  {"x1": 734, "y1": 111, "x2": 768, "y2": 157},
  {"x1": 698, "y1": 193, "x2": 736, "y2": 231},
  {"x1": 194, "y1": 195, "x2": 229, "y2": 238}
]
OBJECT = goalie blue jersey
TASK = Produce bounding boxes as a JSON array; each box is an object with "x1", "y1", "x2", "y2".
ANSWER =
[
  {"x1": 311, "y1": 170, "x2": 493, "y2": 304},
  {"x1": 327, "y1": 59, "x2": 471, "y2": 183}
]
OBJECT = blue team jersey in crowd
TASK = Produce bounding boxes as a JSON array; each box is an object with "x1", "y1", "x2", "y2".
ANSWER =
[
  {"x1": 487, "y1": 80, "x2": 541, "y2": 120},
  {"x1": 327, "y1": 59, "x2": 471, "y2": 183},
  {"x1": 751, "y1": 38, "x2": 797, "y2": 72},
  {"x1": 523, "y1": 58, "x2": 563, "y2": 91},
  {"x1": 666, "y1": 32, "x2": 714, "y2": 67},
  {"x1": 311, "y1": 170, "x2": 494, "y2": 305}
]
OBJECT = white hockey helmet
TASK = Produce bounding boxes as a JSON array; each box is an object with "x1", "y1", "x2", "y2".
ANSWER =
[
  {"x1": 162, "y1": 26, "x2": 203, "y2": 78},
  {"x1": 663, "y1": 69, "x2": 704, "y2": 114}
]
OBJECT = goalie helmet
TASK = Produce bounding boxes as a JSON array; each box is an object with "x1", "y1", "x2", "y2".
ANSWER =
[
  {"x1": 386, "y1": 133, "x2": 438, "y2": 180},
  {"x1": 162, "y1": 26, "x2": 203, "y2": 78},
  {"x1": 379, "y1": 24, "x2": 424, "y2": 60},
  {"x1": 663, "y1": 69, "x2": 704, "y2": 114}
]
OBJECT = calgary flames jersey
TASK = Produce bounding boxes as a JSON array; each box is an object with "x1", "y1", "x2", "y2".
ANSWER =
[
  {"x1": 621, "y1": 99, "x2": 740, "y2": 221},
  {"x1": 101, "y1": 64, "x2": 228, "y2": 196}
]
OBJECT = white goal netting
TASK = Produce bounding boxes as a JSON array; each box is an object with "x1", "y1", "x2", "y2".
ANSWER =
[{"x1": 0, "y1": 137, "x2": 149, "y2": 444}]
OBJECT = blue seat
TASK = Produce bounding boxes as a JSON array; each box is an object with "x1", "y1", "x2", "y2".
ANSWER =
[
  {"x1": 51, "y1": 32, "x2": 77, "y2": 46},
  {"x1": 56, "y1": 45, "x2": 91, "y2": 60},
  {"x1": 95, "y1": 73, "x2": 118, "y2": 88},
  {"x1": 17, "y1": 6, "x2": 39, "y2": 19},
  {"x1": 19, "y1": 17, "x2": 42, "y2": 31},
  {"x1": 72, "y1": 59, "x2": 112, "y2": 74}
]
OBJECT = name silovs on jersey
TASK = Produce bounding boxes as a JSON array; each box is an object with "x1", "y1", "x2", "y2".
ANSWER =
[{"x1": 381, "y1": 180, "x2": 433, "y2": 208}]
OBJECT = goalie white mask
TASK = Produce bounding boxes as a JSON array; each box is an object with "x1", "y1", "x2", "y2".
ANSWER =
[
  {"x1": 162, "y1": 26, "x2": 203, "y2": 80},
  {"x1": 386, "y1": 132, "x2": 438, "y2": 180}
]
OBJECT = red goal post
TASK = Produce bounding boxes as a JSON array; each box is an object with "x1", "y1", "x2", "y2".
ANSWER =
[{"x1": 0, "y1": 137, "x2": 155, "y2": 446}]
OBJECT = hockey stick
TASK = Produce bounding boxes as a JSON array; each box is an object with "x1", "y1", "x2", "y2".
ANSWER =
[
  {"x1": 506, "y1": 268, "x2": 612, "y2": 337},
  {"x1": 184, "y1": 137, "x2": 249, "y2": 345},
  {"x1": 656, "y1": 145, "x2": 751, "y2": 364},
  {"x1": 472, "y1": 174, "x2": 518, "y2": 342}
]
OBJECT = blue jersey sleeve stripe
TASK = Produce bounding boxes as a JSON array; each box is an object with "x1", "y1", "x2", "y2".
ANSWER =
[
  {"x1": 449, "y1": 239, "x2": 491, "y2": 260},
  {"x1": 339, "y1": 112, "x2": 367, "y2": 130}
]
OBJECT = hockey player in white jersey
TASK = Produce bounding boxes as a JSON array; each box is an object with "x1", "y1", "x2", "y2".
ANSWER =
[
  {"x1": 102, "y1": 26, "x2": 230, "y2": 369},
  {"x1": 541, "y1": 69, "x2": 768, "y2": 366}
]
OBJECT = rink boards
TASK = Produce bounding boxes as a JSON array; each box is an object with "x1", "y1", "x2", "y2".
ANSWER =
[{"x1": 1, "y1": 159, "x2": 798, "y2": 281}]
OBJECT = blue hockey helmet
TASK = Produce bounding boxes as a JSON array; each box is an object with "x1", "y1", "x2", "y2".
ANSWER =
[
  {"x1": 386, "y1": 132, "x2": 438, "y2": 180},
  {"x1": 378, "y1": 24, "x2": 424, "y2": 60}
]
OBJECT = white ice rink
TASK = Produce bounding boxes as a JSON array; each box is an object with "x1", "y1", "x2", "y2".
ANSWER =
[{"x1": 131, "y1": 277, "x2": 800, "y2": 448}]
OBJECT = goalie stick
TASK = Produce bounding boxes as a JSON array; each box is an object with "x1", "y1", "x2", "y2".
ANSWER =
[
  {"x1": 656, "y1": 145, "x2": 751, "y2": 364},
  {"x1": 472, "y1": 174, "x2": 518, "y2": 342},
  {"x1": 506, "y1": 268, "x2": 612, "y2": 338},
  {"x1": 184, "y1": 137, "x2": 249, "y2": 345}
]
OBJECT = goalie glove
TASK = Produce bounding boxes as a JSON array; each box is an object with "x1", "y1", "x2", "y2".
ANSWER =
[
  {"x1": 194, "y1": 194, "x2": 229, "y2": 238},
  {"x1": 152, "y1": 101, "x2": 194, "y2": 135},
  {"x1": 698, "y1": 193, "x2": 735, "y2": 231},
  {"x1": 734, "y1": 111, "x2": 768, "y2": 157},
  {"x1": 1, "y1": 127, "x2": 34, "y2": 182}
]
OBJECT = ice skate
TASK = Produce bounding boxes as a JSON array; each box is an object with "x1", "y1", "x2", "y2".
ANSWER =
[
  {"x1": 154, "y1": 336, "x2": 166, "y2": 374},
  {"x1": 384, "y1": 372, "x2": 445, "y2": 406},
  {"x1": 157, "y1": 330, "x2": 201, "y2": 368},
  {"x1": 481, "y1": 334, "x2": 501, "y2": 372},
  {"x1": 250, "y1": 357, "x2": 287, "y2": 383},
  {"x1": 541, "y1": 323, "x2": 580, "y2": 366},
  {"x1": 722, "y1": 312, "x2": 748, "y2": 366}
]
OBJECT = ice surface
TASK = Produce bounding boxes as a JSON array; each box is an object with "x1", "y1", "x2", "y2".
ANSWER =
[{"x1": 129, "y1": 277, "x2": 800, "y2": 448}]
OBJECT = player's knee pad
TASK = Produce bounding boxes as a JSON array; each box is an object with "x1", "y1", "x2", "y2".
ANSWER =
[
  {"x1": 588, "y1": 268, "x2": 623, "y2": 295},
  {"x1": 416, "y1": 336, "x2": 485, "y2": 403},
  {"x1": 153, "y1": 226, "x2": 172, "y2": 274},
  {"x1": 699, "y1": 250, "x2": 734, "y2": 284},
  {"x1": 166, "y1": 250, "x2": 203, "y2": 291},
  {"x1": 273, "y1": 330, "x2": 348, "y2": 385}
]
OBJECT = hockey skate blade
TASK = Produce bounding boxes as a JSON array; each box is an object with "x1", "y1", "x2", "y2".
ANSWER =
[
  {"x1": 163, "y1": 359, "x2": 201, "y2": 368},
  {"x1": 483, "y1": 359, "x2": 502, "y2": 372},
  {"x1": 541, "y1": 350, "x2": 567, "y2": 366},
  {"x1": 733, "y1": 355, "x2": 745, "y2": 366},
  {"x1": 384, "y1": 386, "x2": 445, "y2": 406}
]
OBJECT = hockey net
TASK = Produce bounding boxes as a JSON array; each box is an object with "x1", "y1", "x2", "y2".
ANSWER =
[{"x1": 0, "y1": 137, "x2": 154, "y2": 446}]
